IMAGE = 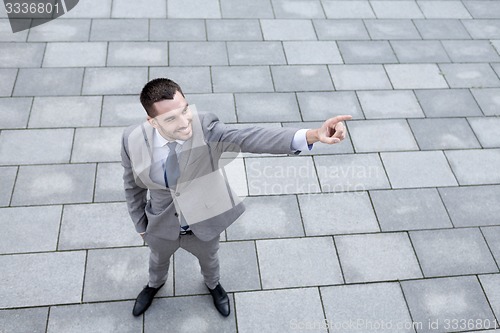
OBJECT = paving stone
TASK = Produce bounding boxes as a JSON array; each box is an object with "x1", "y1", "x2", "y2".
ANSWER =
[
  {"x1": 11, "y1": 163, "x2": 96, "y2": 206},
  {"x1": 212, "y1": 66, "x2": 274, "y2": 93},
  {"x1": 185, "y1": 93, "x2": 236, "y2": 123},
  {"x1": 338, "y1": 41, "x2": 398, "y2": 64},
  {"x1": 357, "y1": 90, "x2": 424, "y2": 119},
  {"x1": 29, "y1": 96, "x2": 102, "y2": 128},
  {"x1": 322, "y1": 1, "x2": 375, "y2": 19},
  {"x1": 150, "y1": 66, "x2": 212, "y2": 94},
  {"x1": 478, "y1": 274, "x2": 500, "y2": 323},
  {"x1": 226, "y1": 195, "x2": 304, "y2": 240},
  {"x1": 272, "y1": 0, "x2": 324, "y2": 19},
  {"x1": 385, "y1": 64, "x2": 448, "y2": 89},
  {"x1": 462, "y1": 19, "x2": 500, "y2": 39},
  {"x1": 413, "y1": 19, "x2": 471, "y2": 39},
  {"x1": 370, "y1": 1, "x2": 424, "y2": 19},
  {"x1": 348, "y1": 119, "x2": 418, "y2": 152},
  {"x1": 227, "y1": 41, "x2": 286, "y2": 65},
  {"x1": 59, "y1": 202, "x2": 140, "y2": 250},
  {"x1": 235, "y1": 92, "x2": 300, "y2": 122},
  {"x1": 0, "y1": 251, "x2": 85, "y2": 308},
  {"x1": 335, "y1": 232, "x2": 422, "y2": 283},
  {"x1": 297, "y1": 91, "x2": 364, "y2": 121},
  {"x1": 261, "y1": 19, "x2": 317, "y2": 40},
  {"x1": 0, "y1": 205, "x2": 61, "y2": 254},
  {"x1": 330, "y1": 65, "x2": 392, "y2": 90},
  {"x1": 409, "y1": 117, "x2": 481, "y2": 149},
  {"x1": 47, "y1": 301, "x2": 141, "y2": 333},
  {"x1": 470, "y1": 77, "x2": 498, "y2": 108},
  {"x1": 0, "y1": 97, "x2": 31, "y2": 128},
  {"x1": 481, "y1": 227, "x2": 500, "y2": 267},
  {"x1": 410, "y1": 228, "x2": 498, "y2": 277},
  {"x1": 442, "y1": 40, "x2": 500, "y2": 62},
  {"x1": 314, "y1": 153, "x2": 390, "y2": 192},
  {"x1": 284, "y1": 41, "x2": 342, "y2": 65},
  {"x1": 0, "y1": 166, "x2": 16, "y2": 206},
  {"x1": 246, "y1": 156, "x2": 320, "y2": 195},
  {"x1": 175, "y1": 240, "x2": 260, "y2": 295},
  {"x1": 401, "y1": 276, "x2": 496, "y2": 333},
  {"x1": 415, "y1": 89, "x2": 483, "y2": 117},
  {"x1": 101, "y1": 95, "x2": 146, "y2": 126},
  {"x1": 364, "y1": 19, "x2": 421, "y2": 40},
  {"x1": 207, "y1": 19, "x2": 262, "y2": 41},
  {"x1": 282, "y1": 121, "x2": 355, "y2": 155},
  {"x1": 107, "y1": 42, "x2": 168, "y2": 66},
  {"x1": 219, "y1": 156, "x2": 248, "y2": 196},
  {"x1": 417, "y1": 0, "x2": 472, "y2": 19},
  {"x1": 62, "y1": 0, "x2": 112, "y2": 18},
  {"x1": 111, "y1": 0, "x2": 166, "y2": 18},
  {"x1": 168, "y1": 0, "x2": 221, "y2": 18},
  {"x1": 371, "y1": 188, "x2": 452, "y2": 232},
  {"x1": 150, "y1": 19, "x2": 206, "y2": 41},
  {"x1": 170, "y1": 41, "x2": 228, "y2": 66},
  {"x1": 27, "y1": 19, "x2": 91, "y2": 42},
  {"x1": 0, "y1": 128, "x2": 73, "y2": 165},
  {"x1": 0, "y1": 19, "x2": 28, "y2": 41},
  {"x1": 90, "y1": 19, "x2": 148, "y2": 41},
  {"x1": 445, "y1": 149, "x2": 500, "y2": 185},
  {"x1": 298, "y1": 192, "x2": 379, "y2": 236},
  {"x1": 0, "y1": 42, "x2": 45, "y2": 68},
  {"x1": 464, "y1": 0, "x2": 500, "y2": 19},
  {"x1": 84, "y1": 247, "x2": 173, "y2": 302},
  {"x1": 0, "y1": 307, "x2": 48, "y2": 333},
  {"x1": 82, "y1": 67, "x2": 147, "y2": 95},
  {"x1": 72, "y1": 127, "x2": 123, "y2": 163},
  {"x1": 235, "y1": 288, "x2": 326, "y2": 333},
  {"x1": 492, "y1": 63, "x2": 500, "y2": 78},
  {"x1": 145, "y1": 295, "x2": 237, "y2": 332},
  {"x1": 0, "y1": 69, "x2": 16, "y2": 96},
  {"x1": 391, "y1": 40, "x2": 451, "y2": 63},
  {"x1": 14, "y1": 68, "x2": 83, "y2": 96},
  {"x1": 258, "y1": 237, "x2": 342, "y2": 288},
  {"x1": 94, "y1": 162, "x2": 126, "y2": 202},
  {"x1": 439, "y1": 185, "x2": 500, "y2": 227},
  {"x1": 468, "y1": 117, "x2": 500, "y2": 148},
  {"x1": 314, "y1": 19, "x2": 370, "y2": 40},
  {"x1": 220, "y1": 0, "x2": 274, "y2": 18},
  {"x1": 272, "y1": 65, "x2": 334, "y2": 92},
  {"x1": 321, "y1": 283, "x2": 414, "y2": 333},
  {"x1": 43, "y1": 42, "x2": 107, "y2": 67},
  {"x1": 382, "y1": 151, "x2": 458, "y2": 188}
]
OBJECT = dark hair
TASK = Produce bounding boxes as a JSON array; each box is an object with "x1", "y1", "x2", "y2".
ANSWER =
[{"x1": 140, "y1": 78, "x2": 184, "y2": 117}]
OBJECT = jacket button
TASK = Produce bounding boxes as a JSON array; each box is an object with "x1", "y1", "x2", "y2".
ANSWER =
[
  {"x1": 174, "y1": 213, "x2": 178, "y2": 217},
  {"x1": 175, "y1": 192, "x2": 180, "y2": 197}
]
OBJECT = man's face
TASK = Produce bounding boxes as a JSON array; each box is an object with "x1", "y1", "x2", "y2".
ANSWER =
[{"x1": 147, "y1": 91, "x2": 193, "y2": 141}]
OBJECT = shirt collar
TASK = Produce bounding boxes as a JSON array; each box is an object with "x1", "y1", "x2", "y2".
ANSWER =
[{"x1": 153, "y1": 128, "x2": 185, "y2": 148}]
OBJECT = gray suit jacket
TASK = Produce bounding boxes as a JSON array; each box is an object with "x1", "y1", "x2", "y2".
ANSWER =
[{"x1": 121, "y1": 110, "x2": 299, "y2": 241}]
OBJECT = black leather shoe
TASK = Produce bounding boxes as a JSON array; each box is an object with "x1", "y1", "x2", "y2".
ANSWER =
[
  {"x1": 207, "y1": 283, "x2": 230, "y2": 317},
  {"x1": 132, "y1": 283, "x2": 165, "y2": 316}
]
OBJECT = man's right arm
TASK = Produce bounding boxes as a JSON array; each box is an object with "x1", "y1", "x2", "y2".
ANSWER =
[{"x1": 121, "y1": 132, "x2": 148, "y2": 235}]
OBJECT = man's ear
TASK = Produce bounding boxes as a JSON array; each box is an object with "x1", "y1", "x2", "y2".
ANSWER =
[{"x1": 147, "y1": 116, "x2": 158, "y2": 128}]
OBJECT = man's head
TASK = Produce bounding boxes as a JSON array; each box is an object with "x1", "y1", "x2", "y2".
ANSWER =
[{"x1": 140, "y1": 78, "x2": 193, "y2": 141}]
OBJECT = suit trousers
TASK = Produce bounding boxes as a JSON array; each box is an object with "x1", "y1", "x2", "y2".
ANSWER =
[{"x1": 144, "y1": 232, "x2": 220, "y2": 290}]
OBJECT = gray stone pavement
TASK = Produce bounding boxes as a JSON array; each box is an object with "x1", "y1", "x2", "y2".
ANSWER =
[{"x1": 0, "y1": 0, "x2": 500, "y2": 332}]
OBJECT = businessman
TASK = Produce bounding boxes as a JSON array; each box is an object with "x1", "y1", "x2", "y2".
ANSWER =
[{"x1": 121, "y1": 78, "x2": 351, "y2": 317}]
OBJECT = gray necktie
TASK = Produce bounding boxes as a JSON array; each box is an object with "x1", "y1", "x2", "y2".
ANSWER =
[
  {"x1": 164, "y1": 142, "x2": 180, "y2": 188},
  {"x1": 164, "y1": 142, "x2": 190, "y2": 230}
]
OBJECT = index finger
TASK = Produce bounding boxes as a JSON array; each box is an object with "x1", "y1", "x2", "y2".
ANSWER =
[{"x1": 325, "y1": 115, "x2": 353, "y2": 127}]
